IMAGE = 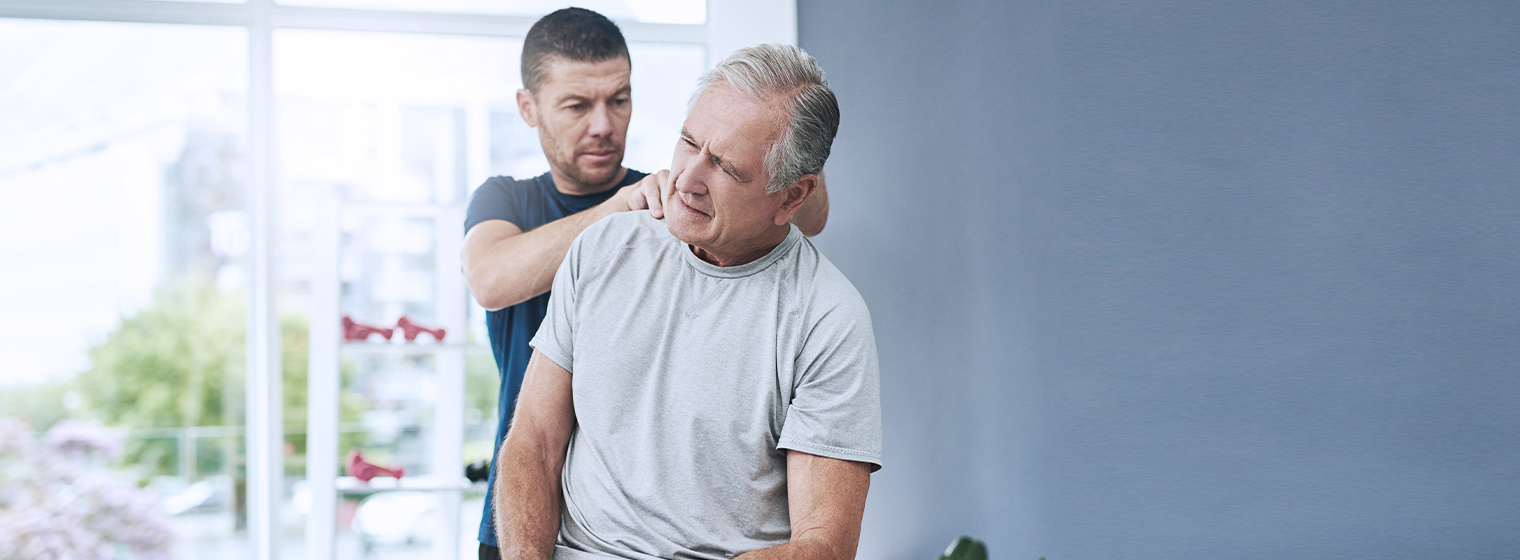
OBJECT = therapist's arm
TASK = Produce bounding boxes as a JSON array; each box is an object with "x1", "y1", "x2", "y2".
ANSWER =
[
  {"x1": 791, "y1": 171, "x2": 830, "y2": 237},
  {"x1": 463, "y1": 171, "x2": 667, "y2": 310},
  {"x1": 735, "y1": 450, "x2": 871, "y2": 560},
  {"x1": 494, "y1": 350, "x2": 577, "y2": 560}
]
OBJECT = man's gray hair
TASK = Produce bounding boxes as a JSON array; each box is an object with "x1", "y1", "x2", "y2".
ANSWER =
[{"x1": 690, "y1": 44, "x2": 839, "y2": 194}]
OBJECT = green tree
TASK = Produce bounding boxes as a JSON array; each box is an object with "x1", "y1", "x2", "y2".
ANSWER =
[
  {"x1": 73, "y1": 276, "x2": 345, "y2": 477},
  {"x1": 79, "y1": 278, "x2": 242, "y2": 429},
  {"x1": 0, "y1": 378, "x2": 78, "y2": 433}
]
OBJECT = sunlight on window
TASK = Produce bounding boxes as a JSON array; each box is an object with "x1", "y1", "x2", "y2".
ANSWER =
[
  {"x1": 275, "y1": 0, "x2": 706, "y2": 25},
  {"x1": 271, "y1": 28, "x2": 703, "y2": 558},
  {"x1": 0, "y1": 4, "x2": 706, "y2": 557},
  {"x1": 0, "y1": 18, "x2": 252, "y2": 560},
  {"x1": 0, "y1": 18, "x2": 247, "y2": 386}
]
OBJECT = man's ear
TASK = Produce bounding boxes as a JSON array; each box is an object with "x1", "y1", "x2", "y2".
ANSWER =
[
  {"x1": 773, "y1": 174, "x2": 818, "y2": 226},
  {"x1": 517, "y1": 89, "x2": 539, "y2": 128}
]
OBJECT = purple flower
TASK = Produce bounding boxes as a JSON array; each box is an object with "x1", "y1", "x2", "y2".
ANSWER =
[
  {"x1": 0, "y1": 416, "x2": 173, "y2": 559},
  {"x1": 43, "y1": 420, "x2": 122, "y2": 462}
]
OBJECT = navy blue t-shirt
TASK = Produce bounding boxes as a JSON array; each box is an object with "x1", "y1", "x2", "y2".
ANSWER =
[{"x1": 465, "y1": 169, "x2": 646, "y2": 546}]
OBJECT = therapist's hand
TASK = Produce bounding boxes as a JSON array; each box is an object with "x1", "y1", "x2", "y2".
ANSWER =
[{"x1": 621, "y1": 169, "x2": 672, "y2": 218}]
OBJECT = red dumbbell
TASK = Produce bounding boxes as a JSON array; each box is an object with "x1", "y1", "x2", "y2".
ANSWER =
[
  {"x1": 342, "y1": 316, "x2": 394, "y2": 342},
  {"x1": 347, "y1": 448, "x2": 405, "y2": 483},
  {"x1": 396, "y1": 316, "x2": 446, "y2": 343}
]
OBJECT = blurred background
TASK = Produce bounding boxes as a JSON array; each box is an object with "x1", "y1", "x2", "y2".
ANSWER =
[
  {"x1": 0, "y1": 1, "x2": 717, "y2": 558},
  {"x1": 3, "y1": 1, "x2": 1518, "y2": 560}
]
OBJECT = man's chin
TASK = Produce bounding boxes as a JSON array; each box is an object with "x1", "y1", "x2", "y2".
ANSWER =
[
  {"x1": 663, "y1": 214, "x2": 707, "y2": 246},
  {"x1": 565, "y1": 160, "x2": 623, "y2": 187}
]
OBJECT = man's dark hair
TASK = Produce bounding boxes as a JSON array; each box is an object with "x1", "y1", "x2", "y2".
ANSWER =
[{"x1": 521, "y1": 8, "x2": 630, "y2": 92}]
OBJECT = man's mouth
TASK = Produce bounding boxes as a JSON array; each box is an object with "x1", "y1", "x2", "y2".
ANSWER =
[
  {"x1": 674, "y1": 194, "x2": 711, "y2": 219},
  {"x1": 579, "y1": 147, "x2": 619, "y2": 163}
]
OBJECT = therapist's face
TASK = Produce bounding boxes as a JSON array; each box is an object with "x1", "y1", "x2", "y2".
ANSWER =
[{"x1": 518, "y1": 56, "x2": 632, "y2": 193}]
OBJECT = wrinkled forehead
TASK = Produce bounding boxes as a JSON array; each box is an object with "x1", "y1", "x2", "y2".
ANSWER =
[
  {"x1": 687, "y1": 83, "x2": 787, "y2": 143},
  {"x1": 535, "y1": 55, "x2": 631, "y2": 97}
]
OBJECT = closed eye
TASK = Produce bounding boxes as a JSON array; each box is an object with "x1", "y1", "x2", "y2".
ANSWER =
[{"x1": 680, "y1": 130, "x2": 745, "y2": 181}]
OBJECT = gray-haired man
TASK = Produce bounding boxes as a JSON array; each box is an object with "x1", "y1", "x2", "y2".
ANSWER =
[{"x1": 493, "y1": 44, "x2": 881, "y2": 560}]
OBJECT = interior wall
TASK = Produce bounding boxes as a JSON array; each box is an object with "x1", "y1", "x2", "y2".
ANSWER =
[{"x1": 797, "y1": 1, "x2": 1520, "y2": 559}]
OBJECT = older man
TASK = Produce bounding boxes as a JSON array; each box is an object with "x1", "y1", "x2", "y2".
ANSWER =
[
  {"x1": 493, "y1": 44, "x2": 880, "y2": 560},
  {"x1": 462, "y1": 10, "x2": 829, "y2": 559}
]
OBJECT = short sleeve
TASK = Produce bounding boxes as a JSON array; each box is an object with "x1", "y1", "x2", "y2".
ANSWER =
[
  {"x1": 777, "y1": 296, "x2": 884, "y2": 472},
  {"x1": 464, "y1": 176, "x2": 524, "y2": 234},
  {"x1": 528, "y1": 231, "x2": 582, "y2": 373}
]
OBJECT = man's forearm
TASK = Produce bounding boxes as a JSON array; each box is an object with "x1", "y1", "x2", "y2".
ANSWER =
[
  {"x1": 464, "y1": 200, "x2": 620, "y2": 310},
  {"x1": 734, "y1": 536, "x2": 841, "y2": 560},
  {"x1": 494, "y1": 351, "x2": 577, "y2": 559},
  {"x1": 737, "y1": 451, "x2": 868, "y2": 560},
  {"x1": 493, "y1": 433, "x2": 564, "y2": 560}
]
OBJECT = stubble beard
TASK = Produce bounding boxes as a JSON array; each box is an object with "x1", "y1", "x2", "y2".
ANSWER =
[
  {"x1": 542, "y1": 129, "x2": 624, "y2": 192},
  {"x1": 563, "y1": 155, "x2": 621, "y2": 189}
]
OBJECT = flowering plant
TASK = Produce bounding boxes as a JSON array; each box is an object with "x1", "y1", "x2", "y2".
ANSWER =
[{"x1": 0, "y1": 418, "x2": 173, "y2": 560}]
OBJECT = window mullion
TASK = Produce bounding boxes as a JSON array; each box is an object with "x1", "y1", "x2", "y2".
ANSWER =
[{"x1": 245, "y1": 1, "x2": 282, "y2": 560}]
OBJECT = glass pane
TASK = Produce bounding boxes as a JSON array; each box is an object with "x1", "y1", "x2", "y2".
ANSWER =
[
  {"x1": 0, "y1": 18, "x2": 250, "y2": 559},
  {"x1": 276, "y1": 30, "x2": 507, "y2": 559},
  {"x1": 275, "y1": 0, "x2": 705, "y2": 25},
  {"x1": 625, "y1": 42, "x2": 706, "y2": 173},
  {"x1": 275, "y1": 28, "x2": 703, "y2": 559}
]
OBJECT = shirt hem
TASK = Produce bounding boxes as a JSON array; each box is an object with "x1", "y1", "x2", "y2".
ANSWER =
[
  {"x1": 554, "y1": 544, "x2": 632, "y2": 560},
  {"x1": 776, "y1": 438, "x2": 883, "y2": 472},
  {"x1": 529, "y1": 341, "x2": 574, "y2": 375}
]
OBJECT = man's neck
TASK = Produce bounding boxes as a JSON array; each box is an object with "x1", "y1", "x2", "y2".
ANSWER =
[
  {"x1": 688, "y1": 224, "x2": 791, "y2": 267},
  {"x1": 550, "y1": 166, "x2": 629, "y2": 196}
]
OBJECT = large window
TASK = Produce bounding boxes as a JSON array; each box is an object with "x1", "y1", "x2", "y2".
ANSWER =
[
  {"x1": 0, "y1": 18, "x2": 252, "y2": 559},
  {"x1": 272, "y1": 28, "x2": 704, "y2": 558},
  {"x1": 0, "y1": 1, "x2": 788, "y2": 558}
]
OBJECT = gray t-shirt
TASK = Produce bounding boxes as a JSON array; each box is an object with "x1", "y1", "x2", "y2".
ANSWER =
[{"x1": 530, "y1": 211, "x2": 882, "y2": 560}]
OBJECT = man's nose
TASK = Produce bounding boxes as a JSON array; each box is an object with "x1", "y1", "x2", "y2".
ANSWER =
[
  {"x1": 586, "y1": 102, "x2": 614, "y2": 138},
  {"x1": 674, "y1": 156, "x2": 708, "y2": 196}
]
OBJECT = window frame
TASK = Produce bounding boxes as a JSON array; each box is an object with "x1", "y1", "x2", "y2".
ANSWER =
[{"x1": 0, "y1": 0, "x2": 795, "y2": 557}]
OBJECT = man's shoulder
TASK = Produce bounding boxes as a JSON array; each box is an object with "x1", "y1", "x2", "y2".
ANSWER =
[
  {"x1": 621, "y1": 168, "x2": 648, "y2": 184},
  {"x1": 465, "y1": 173, "x2": 554, "y2": 212},
  {"x1": 476, "y1": 168, "x2": 641, "y2": 203},
  {"x1": 787, "y1": 239, "x2": 872, "y2": 323},
  {"x1": 463, "y1": 172, "x2": 560, "y2": 233},
  {"x1": 479, "y1": 172, "x2": 555, "y2": 196},
  {"x1": 573, "y1": 212, "x2": 671, "y2": 264}
]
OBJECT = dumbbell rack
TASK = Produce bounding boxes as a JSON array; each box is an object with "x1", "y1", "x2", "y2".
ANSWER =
[{"x1": 306, "y1": 197, "x2": 471, "y2": 559}]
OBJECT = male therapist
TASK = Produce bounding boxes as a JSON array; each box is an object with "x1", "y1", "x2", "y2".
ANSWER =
[
  {"x1": 461, "y1": 9, "x2": 828, "y2": 560},
  {"x1": 495, "y1": 43, "x2": 879, "y2": 560}
]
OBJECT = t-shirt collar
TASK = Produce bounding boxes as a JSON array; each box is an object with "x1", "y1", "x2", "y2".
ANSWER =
[{"x1": 676, "y1": 224, "x2": 803, "y2": 279}]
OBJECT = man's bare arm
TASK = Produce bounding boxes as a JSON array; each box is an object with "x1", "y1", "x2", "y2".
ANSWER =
[
  {"x1": 792, "y1": 172, "x2": 830, "y2": 237},
  {"x1": 463, "y1": 172, "x2": 667, "y2": 310},
  {"x1": 494, "y1": 351, "x2": 577, "y2": 560},
  {"x1": 735, "y1": 450, "x2": 871, "y2": 560}
]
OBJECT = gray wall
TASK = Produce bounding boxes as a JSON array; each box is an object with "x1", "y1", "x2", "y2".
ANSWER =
[{"x1": 798, "y1": 1, "x2": 1520, "y2": 559}]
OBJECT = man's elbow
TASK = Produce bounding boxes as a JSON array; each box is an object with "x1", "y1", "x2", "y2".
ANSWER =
[
  {"x1": 471, "y1": 288, "x2": 520, "y2": 312},
  {"x1": 462, "y1": 262, "x2": 527, "y2": 310},
  {"x1": 472, "y1": 294, "x2": 507, "y2": 312},
  {"x1": 791, "y1": 529, "x2": 859, "y2": 560},
  {"x1": 466, "y1": 276, "x2": 515, "y2": 311}
]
